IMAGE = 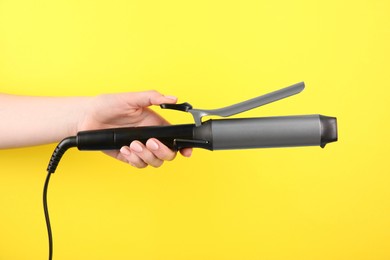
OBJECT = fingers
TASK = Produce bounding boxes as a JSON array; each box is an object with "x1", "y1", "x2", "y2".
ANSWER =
[
  {"x1": 145, "y1": 138, "x2": 177, "y2": 161},
  {"x1": 119, "y1": 138, "x2": 179, "y2": 168},
  {"x1": 180, "y1": 148, "x2": 193, "y2": 157},
  {"x1": 119, "y1": 145, "x2": 148, "y2": 168}
]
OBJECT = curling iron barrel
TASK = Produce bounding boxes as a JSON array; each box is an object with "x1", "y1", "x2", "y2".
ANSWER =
[{"x1": 201, "y1": 115, "x2": 337, "y2": 149}]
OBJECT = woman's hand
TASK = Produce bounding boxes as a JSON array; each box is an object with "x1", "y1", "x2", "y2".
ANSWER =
[{"x1": 78, "y1": 90, "x2": 192, "y2": 168}]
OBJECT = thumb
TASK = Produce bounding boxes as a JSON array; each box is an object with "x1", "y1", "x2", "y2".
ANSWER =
[{"x1": 124, "y1": 90, "x2": 178, "y2": 108}]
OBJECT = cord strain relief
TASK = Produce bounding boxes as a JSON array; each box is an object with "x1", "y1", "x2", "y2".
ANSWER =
[{"x1": 47, "y1": 136, "x2": 77, "y2": 174}]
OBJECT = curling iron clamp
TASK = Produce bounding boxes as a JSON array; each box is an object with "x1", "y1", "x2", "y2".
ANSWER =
[{"x1": 47, "y1": 82, "x2": 338, "y2": 173}]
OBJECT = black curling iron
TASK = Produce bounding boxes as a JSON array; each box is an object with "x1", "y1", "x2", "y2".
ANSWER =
[
  {"x1": 43, "y1": 82, "x2": 337, "y2": 260},
  {"x1": 47, "y1": 82, "x2": 337, "y2": 173}
]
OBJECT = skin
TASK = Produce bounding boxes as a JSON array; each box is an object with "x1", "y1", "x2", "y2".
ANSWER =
[{"x1": 0, "y1": 90, "x2": 192, "y2": 168}]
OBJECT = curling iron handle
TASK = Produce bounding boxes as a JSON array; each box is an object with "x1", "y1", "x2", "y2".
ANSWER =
[{"x1": 76, "y1": 124, "x2": 195, "y2": 150}]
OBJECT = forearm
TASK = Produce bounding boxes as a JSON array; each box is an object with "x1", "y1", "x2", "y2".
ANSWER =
[{"x1": 0, "y1": 94, "x2": 90, "y2": 149}]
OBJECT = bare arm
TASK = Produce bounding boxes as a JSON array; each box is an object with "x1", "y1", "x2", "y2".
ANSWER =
[{"x1": 0, "y1": 94, "x2": 89, "y2": 148}]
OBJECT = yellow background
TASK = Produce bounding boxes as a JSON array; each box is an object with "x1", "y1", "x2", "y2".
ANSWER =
[{"x1": 0, "y1": 0, "x2": 389, "y2": 259}]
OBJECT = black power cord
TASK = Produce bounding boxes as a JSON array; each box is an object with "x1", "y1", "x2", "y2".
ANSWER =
[
  {"x1": 44, "y1": 137, "x2": 77, "y2": 260},
  {"x1": 43, "y1": 171, "x2": 53, "y2": 260}
]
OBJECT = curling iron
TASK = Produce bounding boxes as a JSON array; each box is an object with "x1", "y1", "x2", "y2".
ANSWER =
[
  {"x1": 43, "y1": 82, "x2": 337, "y2": 260},
  {"x1": 47, "y1": 82, "x2": 337, "y2": 173}
]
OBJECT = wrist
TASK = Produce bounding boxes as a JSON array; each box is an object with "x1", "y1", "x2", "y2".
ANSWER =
[{"x1": 67, "y1": 96, "x2": 93, "y2": 137}]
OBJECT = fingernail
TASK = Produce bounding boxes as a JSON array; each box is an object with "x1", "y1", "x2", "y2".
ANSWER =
[
  {"x1": 165, "y1": 95, "x2": 177, "y2": 101},
  {"x1": 148, "y1": 139, "x2": 159, "y2": 151},
  {"x1": 120, "y1": 147, "x2": 131, "y2": 155},
  {"x1": 131, "y1": 142, "x2": 143, "y2": 153}
]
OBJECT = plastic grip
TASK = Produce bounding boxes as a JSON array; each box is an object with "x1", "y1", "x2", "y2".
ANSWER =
[{"x1": 76, "y1": 124, "x2": 195, "y2": 150}]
